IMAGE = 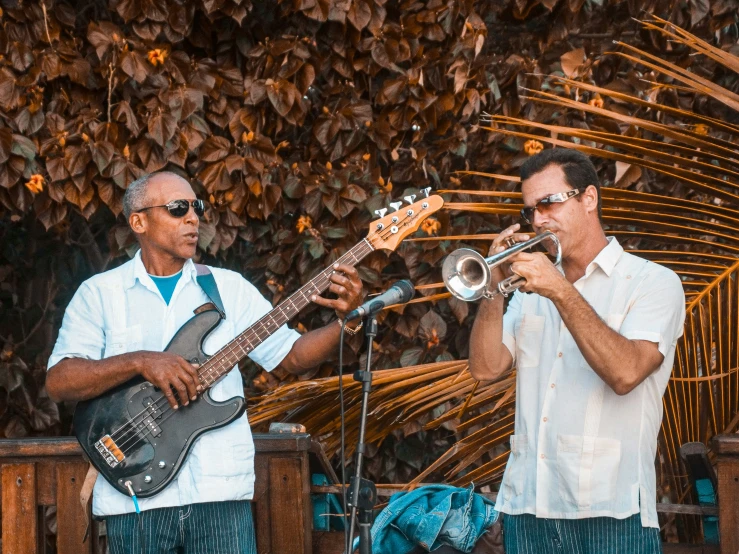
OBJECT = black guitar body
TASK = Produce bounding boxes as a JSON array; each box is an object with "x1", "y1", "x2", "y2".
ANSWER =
[{"x1": 73, "y1": 308, "x2": 245, "y2": 498}]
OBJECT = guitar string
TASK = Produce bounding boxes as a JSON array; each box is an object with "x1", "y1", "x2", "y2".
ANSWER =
[
  {"x1": 106, "y1": 243, "x2": 369, "y2": 452},
  {"x1": 108, "y1": 239, "x2": 378, "y2": 456},
  {"x1": 105, "y1": 237, "x2": 385, "y2": 455},
  {"x1": 105, "y1": 203, "x2": 427, "y2": 459}
]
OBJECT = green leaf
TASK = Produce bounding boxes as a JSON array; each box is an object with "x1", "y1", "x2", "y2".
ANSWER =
[
  {"x1": 400, "y1": 346, "x2": 424, "y2": 367},
  {"x1": 11, "y1": 135, "x2": 37, "y2": 160}
]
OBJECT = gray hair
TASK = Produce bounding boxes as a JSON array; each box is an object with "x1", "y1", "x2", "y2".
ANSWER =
[{"x1": 123, "y1": 173, "x2": 153, "y2": 219}]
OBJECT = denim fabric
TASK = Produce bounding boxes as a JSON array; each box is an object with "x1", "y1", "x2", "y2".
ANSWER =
[{"x1": 371, "y1": 484, "x2": 498, "y2": 554}]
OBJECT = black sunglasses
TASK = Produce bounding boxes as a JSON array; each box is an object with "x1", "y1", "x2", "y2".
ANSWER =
[
  {"x1": 137, "y1": 199, "x2": 205, "y2": 218},
  {"x1": 520, "y1": 189, "x2": 581, "y2": 225}
]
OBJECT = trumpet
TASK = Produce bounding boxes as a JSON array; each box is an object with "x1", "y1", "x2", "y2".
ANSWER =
[{"x1": 442, "y1": 231, "x2": 561, "y2": 302}]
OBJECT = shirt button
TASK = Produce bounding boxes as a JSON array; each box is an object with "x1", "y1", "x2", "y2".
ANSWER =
[
  {"x1": 540, "y1": 454, "x2": 546, "y2": 459},
  {"x1": 557, "y1": 352, "x2": 563, "y2": 358},
  {"x1": 626, "y1": 275, "x2": 632, "y2": 279},
  {"x1": 542, "y1": 417, "x2": 548, "y2": 422},
  {"x1": 550, "y1": 383, "x2": 555, "y2": 389}
]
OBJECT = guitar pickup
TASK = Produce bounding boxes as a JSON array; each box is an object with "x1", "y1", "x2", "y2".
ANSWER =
[
  {"x1": 142, "y1": 416, "x2": 162, "y2": 437},
  {"x1": 95, "y1": 435, "x2": 125, "y2": 468},
  {"x1": 143, "y1": 396, "x2": 162, "y2": 419}
]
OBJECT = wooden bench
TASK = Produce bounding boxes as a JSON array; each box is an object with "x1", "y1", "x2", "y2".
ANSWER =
[{"x1": 0, "y1": 434, "x2": 313, "y2": 554}]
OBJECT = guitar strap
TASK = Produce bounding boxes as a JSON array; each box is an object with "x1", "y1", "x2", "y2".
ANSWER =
[{"x1": 195, "y1": 263, "x2": 226, "y2": 319}]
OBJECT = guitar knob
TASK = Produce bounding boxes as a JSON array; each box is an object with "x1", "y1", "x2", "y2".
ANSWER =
[
  {"x1": 158, "y1": 461, "x2": 166, "y2": 469},
  {"x1": 421, "y1": 187, "x2": 432, "y2": 197},
  {"x1": 374, "y1": 208, "x2": 388, "y2": 218},
  {"x1": 404, "y1": 195, "x2": 416, "y2": 205},
  {"x1": 389, "y1": 202, "x2": 402, "y2": 212}
]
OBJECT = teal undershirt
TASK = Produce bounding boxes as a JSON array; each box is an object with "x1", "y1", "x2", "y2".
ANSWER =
[{"x1": 149, "y1": 270, "x2": 182, "y2": 305}]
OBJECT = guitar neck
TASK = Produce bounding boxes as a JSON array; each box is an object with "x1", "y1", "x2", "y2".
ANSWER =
[{"x1": 197, "y1": 238, "x2": 374, "y2": 388}]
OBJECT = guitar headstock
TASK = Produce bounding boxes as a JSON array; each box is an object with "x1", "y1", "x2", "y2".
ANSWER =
[{"x1": 366, "y1": 188, "x2": 444, "y2": 252}]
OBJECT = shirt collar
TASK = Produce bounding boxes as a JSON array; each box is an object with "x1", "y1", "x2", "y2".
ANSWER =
[
  {"x1": 584, "y1": 236, "x2": 623, "y2": 278},
  {"x1": 126, "y1": 249, "x2": 197, "y2": 290}
]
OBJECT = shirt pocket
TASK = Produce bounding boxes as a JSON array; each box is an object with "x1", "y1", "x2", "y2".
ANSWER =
[
  {"x1": 515, "y1": 314, "x2": 545, "y2": 368},
  {"x1": 503, "y1": 434, "x2": 528, "y2": 500},
  {"x1": 556, "y1": 434, "x2": 621, "y2": 509},
  {"x1": 190, "y1": 432, "x2": 253, "y2": 478},
  {"x1": 103, "y1": 325, "x2": 142, "y2": 357}
]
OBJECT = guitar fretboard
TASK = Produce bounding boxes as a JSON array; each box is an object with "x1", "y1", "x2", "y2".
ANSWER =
[{"x1": 197, "y1": 238, "x2": 374, "y2": 387}]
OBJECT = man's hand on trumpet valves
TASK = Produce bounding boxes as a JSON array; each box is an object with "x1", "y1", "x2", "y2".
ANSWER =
[
  {"x1": 487, "y1": 224, "x2": 531, "y2": 286},
  {"x1": 509, "y1": 250, "x2": 568, "y2": 300}
]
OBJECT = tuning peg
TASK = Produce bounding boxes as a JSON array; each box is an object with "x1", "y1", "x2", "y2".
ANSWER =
[
  {"x1": 389, "y1": 202, "x2": 403, "y2": 212},
  {"x1": 421, "y1": 187, "x2": 432, "y2": 197},
  {"x1": 404, "y1": 195, "x2": 416, "y2": 205},
  {"x1": 374, "y1": 208, "x2": 388, "y2": 218}
]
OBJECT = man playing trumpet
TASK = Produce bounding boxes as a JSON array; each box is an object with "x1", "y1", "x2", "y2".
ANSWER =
[{"x1": 468, "y1": 149, "x2": 685, "y2": 553}]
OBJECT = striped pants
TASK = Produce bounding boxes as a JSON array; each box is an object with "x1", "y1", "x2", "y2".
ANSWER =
[
  {"x1": 106, "y1": 500, "x2": 257, "y2": 554},
  {"x1": 503, "y1": 513, "x2": 662, "y2": 554}
]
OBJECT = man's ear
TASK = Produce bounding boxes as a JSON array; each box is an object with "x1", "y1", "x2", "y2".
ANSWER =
[
  {"x1": 129, "y1": 212, "x2": 147, "y2": 236},
  {"x1": 584, "y1": 185, "x2": 599, "y2": 215}
]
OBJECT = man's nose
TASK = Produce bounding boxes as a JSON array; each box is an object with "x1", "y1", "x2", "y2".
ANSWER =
[
  {"x1": 532, "y1": 206, "x2": 548, "y2": 229},
  {"x1": 184, "y1": 205, "x2": 199, "y2": 225}
]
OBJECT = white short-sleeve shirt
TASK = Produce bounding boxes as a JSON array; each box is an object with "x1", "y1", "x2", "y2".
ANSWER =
[
  {"x1": 494, "y1": 237, "x2": 686, "y2": 528},
  {"x1": 48, "y1": 250, "x2": 301, "y2": 517}
]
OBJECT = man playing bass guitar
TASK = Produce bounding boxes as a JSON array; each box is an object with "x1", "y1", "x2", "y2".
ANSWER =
[{"x1": 46, "y1": 170, "x2": 364, "y2": 554}]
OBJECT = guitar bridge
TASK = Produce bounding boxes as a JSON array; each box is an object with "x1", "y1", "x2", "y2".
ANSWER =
[{"x1": 95, "y1": 435, "x2": 126, "y2": 468}]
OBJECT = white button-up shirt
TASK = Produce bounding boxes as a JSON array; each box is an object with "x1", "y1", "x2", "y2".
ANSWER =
[
  {"x1": 48, "y1": 251, "x2": 300, "y2": 517},
  {"x1": 494, "y1": 237, "x2": 685, "y2": 528}
]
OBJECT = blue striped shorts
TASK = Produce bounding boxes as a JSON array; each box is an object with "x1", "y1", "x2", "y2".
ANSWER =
[
  {"x1": 503, "y1": 513, "x2": 662, "y2": 554},
  {"x1": 106, "y1": 500, "x2": 257, "y2": 554}
]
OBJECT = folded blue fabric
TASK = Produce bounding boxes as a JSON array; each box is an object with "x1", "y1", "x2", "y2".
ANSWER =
[{"x1": 370, "y1": 484, "x2": 498, "y2": 554}]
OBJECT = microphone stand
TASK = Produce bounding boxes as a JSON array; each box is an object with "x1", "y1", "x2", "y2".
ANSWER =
[{"x1": 345, "y1": 314, "x2": 378, "y2": 554}]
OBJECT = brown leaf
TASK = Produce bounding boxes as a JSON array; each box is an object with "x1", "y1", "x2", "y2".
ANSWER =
[
  {"x1": 36, "y1": 202, "x2": 68, "y2": 230},
  {"x1": 348, "y1": 0, "x2": 372, "y2": 30},
  {"x1": 419, "y1": 309, "x2": 447, "y2": 341},
  {"x1": 267, "y1": 80, "x2": 298, "y2": 117},
  {"x1": 114, "y1": 101, "x2": 142, "y2": 136},
  {"x1": 120, "y1": 50, "x2": 149, "y2": 83},
  {"x1": 0, "y1": 128, "x2": 12, "y2": 164},
  {"x1": 296, "y1": 63, "x2": 316, "y2": 95},
  {"x1": 561, "y1": 48, "x2": 585, "y2": 79},
  {"x1": 63, "y1": 146, "x2": 92, "y2": 177},
  {"x1": 97, "y1": 179, "x2": 124, "y2": 215},
  {"x1": 116, "y1": 0, "x2": 142, "y2": 21},
  {"x1": 199, "y1": 161, "x2": 232, "y2": 192},
  {"x1": 200, "y1": 136, "x2": 232, "y2": 162},
  {"x1": 148, "y1": 112, "x2": 178, "y2": 147},
  {"x1": 87, "y1": 21, "x2": 121, "y2": 59},
  {"x1": 689, "y1": 0, "x2": 710, "y2": 25}
]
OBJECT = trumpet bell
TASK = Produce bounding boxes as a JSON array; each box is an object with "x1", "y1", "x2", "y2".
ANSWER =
[
  {"x1": 441, "y1": 231, "x2": 561, "y2": 302},
  {"x1": 442, "y1": 248, "x2": 491, "y2": 302}
]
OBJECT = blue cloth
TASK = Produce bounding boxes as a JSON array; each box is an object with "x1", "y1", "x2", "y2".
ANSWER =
[
  {"x1": 370, "y1": 484, "x2": 498, "y2": 554},
  {"x1": 149, "y1": 271, "x2": 182, "y2": 304}
]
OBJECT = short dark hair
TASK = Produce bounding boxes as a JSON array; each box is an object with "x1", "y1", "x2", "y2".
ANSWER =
[{"x1": 519, "y1": 148, "x2": 602, "y2": 221}]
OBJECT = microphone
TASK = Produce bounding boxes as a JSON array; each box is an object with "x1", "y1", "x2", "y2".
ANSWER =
[{"x1": 344, "y1": 280, "x2": 415, "y2": 322}]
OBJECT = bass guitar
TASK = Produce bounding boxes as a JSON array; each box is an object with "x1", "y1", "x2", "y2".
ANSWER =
[{"x1": 73, "y1": 192, "x2": 444, "y2": 498}]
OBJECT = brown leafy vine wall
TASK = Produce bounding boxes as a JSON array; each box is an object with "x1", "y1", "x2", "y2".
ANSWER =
[{"x1": 0, "y1": 0, "x2": 736, "y2": 489}]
